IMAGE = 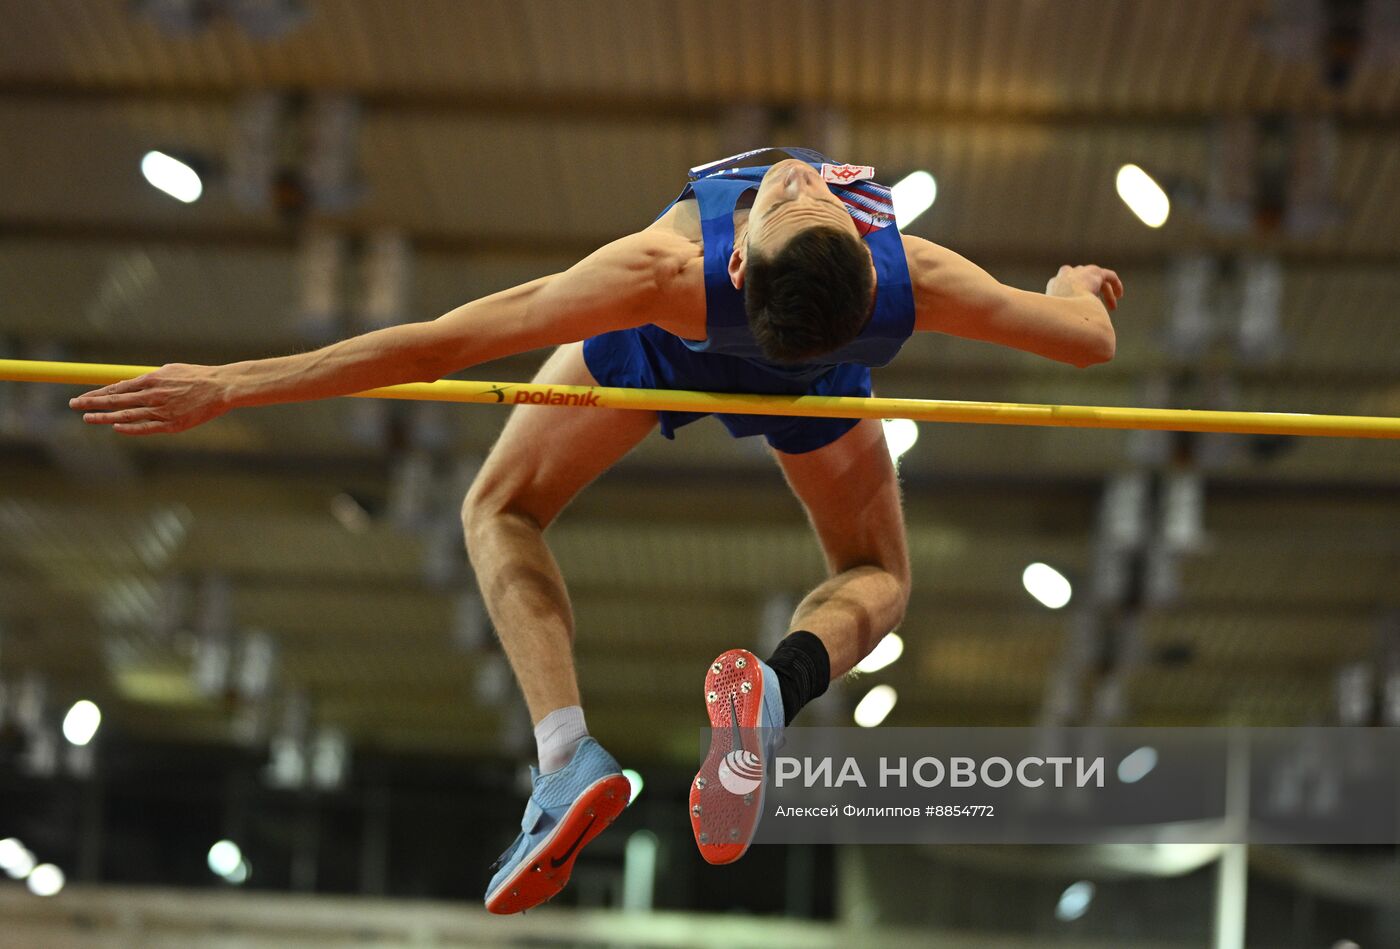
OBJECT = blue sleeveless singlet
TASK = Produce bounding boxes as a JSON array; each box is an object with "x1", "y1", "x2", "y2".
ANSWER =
[{"x1": 583, "y1": 146, "x2": 916, "y2": 454}]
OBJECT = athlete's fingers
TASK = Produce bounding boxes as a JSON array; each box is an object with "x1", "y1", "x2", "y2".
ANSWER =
[
  {"x1": 111, "y1": 420, "x2": 176, "y2": 436},
  {"x1": 1084, "y1": 266, "x2": 1121, "y2": 309},
  {"x1": 70, "y1": 389, "x2": 162, "y2": 411},
  {"x1": 79, "y1": 374, "x2": 150, "y2": 397},
  {"x1": 1101, "y1": 275, "x2": 1118, "y2": 308},
  {"x1": 82, "y1": 407, "x2": 164, "y2": 426},
  {"x1": 70, "y1": 375, "x2": 151, "y2": 409}
]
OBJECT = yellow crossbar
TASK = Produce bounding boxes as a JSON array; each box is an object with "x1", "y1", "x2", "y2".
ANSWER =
[{"x1": 2, "y1": 358, "x2": 1398, "y2": 439}]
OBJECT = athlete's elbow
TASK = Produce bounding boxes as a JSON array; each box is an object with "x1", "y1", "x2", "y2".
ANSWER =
[{"x1": 1073, "y1": 325, "x2": 1115, "y2": 368}]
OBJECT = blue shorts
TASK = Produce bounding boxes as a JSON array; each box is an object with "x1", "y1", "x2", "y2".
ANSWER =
[{"x1": 582, "y1": 325, "x2": 868, "y2": 455}]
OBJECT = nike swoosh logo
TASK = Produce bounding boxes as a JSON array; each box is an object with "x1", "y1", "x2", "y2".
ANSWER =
[
  {"x1": 550, "y1": 814, "x2": 597, "y2": 869},
  {"x1": 728, "y1": 692, "x2": 745, "y2": 754}
]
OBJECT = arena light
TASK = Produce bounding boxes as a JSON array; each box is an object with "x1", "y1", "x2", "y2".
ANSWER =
[
  {"x1": 855, "y1": 633, "x2": 904, "y2": 674},
  {"x1": 1117, "y1": 746, "x2": 1158, "y2": 784},
  {"x1": 621, "y1": 830, "x2": 658, "y2": 912},
  {"x1": 26, "y1": 863, "x2": 65, "y2": 897},
  {"x1": 5, "y1": 848, "x2": 36, "y2": 880},
  {"x1": 0, "y1": 838, "x2": 35, "y2": 879},
  {"x1": 330, "y1": 493, "x2": 372, "y2": 534},
  {"x1": 854, "y1": 684, "x2": 897, "y2": 728},
  {"x1": 882, "y1": 418, "x2": 919, "y2": 463},
  {"x1": 1056, "y1": 880, "x2": 1095, "y2": 921},
  {"x1": 622, "y1": 768, "x2": 644, "y2": 804},
  {"x1": 1023, "y1": 562, "x2": 1072, "y2": 609},
  {"x1": 62, "y1": 700, "x2": 102, "y2": 746},
  {"x1": 1116, "y1": 164, "x2": 1169, "y2": 228},
  {"x1": 141, "y1": 150, "x2": 203, "y2": 203},
  {"x1": 207, "y1": 840, "x2": 242, "y2": 878},
  {"x1": 891, "y1": 171, "x2": 937, "y2": 227},
  {"x1": 226, "y1": 859, "x2": 250, "y2": 885}
]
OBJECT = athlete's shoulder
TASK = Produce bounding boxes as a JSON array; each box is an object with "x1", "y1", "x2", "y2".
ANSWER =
[
  {"x1": 605, "y1": 225, "x2": 704, "y2": 340},
  {"x1": 645, "y1": 196, "x2": 702, "y2": 242},
  {"x1": 900, "y1": 233, "x2": 943, "y2": 268}
]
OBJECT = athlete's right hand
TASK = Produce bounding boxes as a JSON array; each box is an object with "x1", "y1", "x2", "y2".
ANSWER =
[
  {"x1": 1047, "y1": 264, "x2": 1124, "y2": 312},
  {"x1": 69, "y1": 363, "x2": 232, "y2": 436}
]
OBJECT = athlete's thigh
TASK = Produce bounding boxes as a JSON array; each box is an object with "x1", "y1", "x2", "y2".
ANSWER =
[
  {"x1": 771, "y1": 418, "x2": 909, "y2": 579},
  {"x1": 468, "y1": 342, "x2": 657, "y2": 527}
]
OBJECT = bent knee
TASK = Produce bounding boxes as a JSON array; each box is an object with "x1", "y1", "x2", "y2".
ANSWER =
[
  {"x1": 460, "y1": 473, "x2": 547, "y2": 541},
  {"x1": 877, "y1": 556, "x2": 913, "y2": 628},
  {"x1": 831, "y1": 558, "x2": 911, "y2": 628}
]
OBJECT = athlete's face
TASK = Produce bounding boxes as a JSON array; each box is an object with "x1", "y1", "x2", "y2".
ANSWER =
[{"x1": 744, "y1": 159, "x2": 862, "y2": 258}]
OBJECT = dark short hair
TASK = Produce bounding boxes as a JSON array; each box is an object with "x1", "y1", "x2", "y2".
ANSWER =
[{"x1": 743, "y1": 226, "x2": 875, "y2": 363}]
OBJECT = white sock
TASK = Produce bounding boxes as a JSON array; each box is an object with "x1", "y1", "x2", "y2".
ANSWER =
[{"x1": 534, "y1": 705, "x2": 588, "y2": 774}]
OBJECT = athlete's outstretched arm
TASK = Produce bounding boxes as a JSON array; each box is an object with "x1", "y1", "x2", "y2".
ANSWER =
[
  {"x1": 902, "y1": 234, "x2": 1120, "y2": 368},
  {"x1": 69, "y1": 232, "x2": 687, "y2": 435}
]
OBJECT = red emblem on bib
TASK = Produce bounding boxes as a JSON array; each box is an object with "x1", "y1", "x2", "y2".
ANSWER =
[{"x1": 820, "y1": 163, "x2": 875, "y2": 184}]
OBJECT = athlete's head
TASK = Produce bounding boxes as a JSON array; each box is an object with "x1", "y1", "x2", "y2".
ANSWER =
[{"x1": 729, "y1": 159, "x2": 876, "y2": 364}]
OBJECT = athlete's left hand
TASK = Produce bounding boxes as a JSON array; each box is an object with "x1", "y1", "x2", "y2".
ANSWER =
[
  {"x1": 69, "y1": 363, "x2": 232, "y2": 435},
  {"x1": 1048, "y1": 264, "x2": 1124, "y2": 312}
]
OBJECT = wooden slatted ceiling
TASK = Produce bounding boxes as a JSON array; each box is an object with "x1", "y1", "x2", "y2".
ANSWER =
[{"x1": 4, "y1": 1, "x2": 1398, "y2": 114}]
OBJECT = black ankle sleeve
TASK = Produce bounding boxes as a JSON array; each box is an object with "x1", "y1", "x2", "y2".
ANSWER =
[{"x1": 765, "y1": 630, "x2": 831, "y2": 726}]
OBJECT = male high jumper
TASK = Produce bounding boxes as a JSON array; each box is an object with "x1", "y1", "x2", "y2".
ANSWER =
[{"x1": 69, "y1": 147, "x2": 1122, "y2": 913}]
